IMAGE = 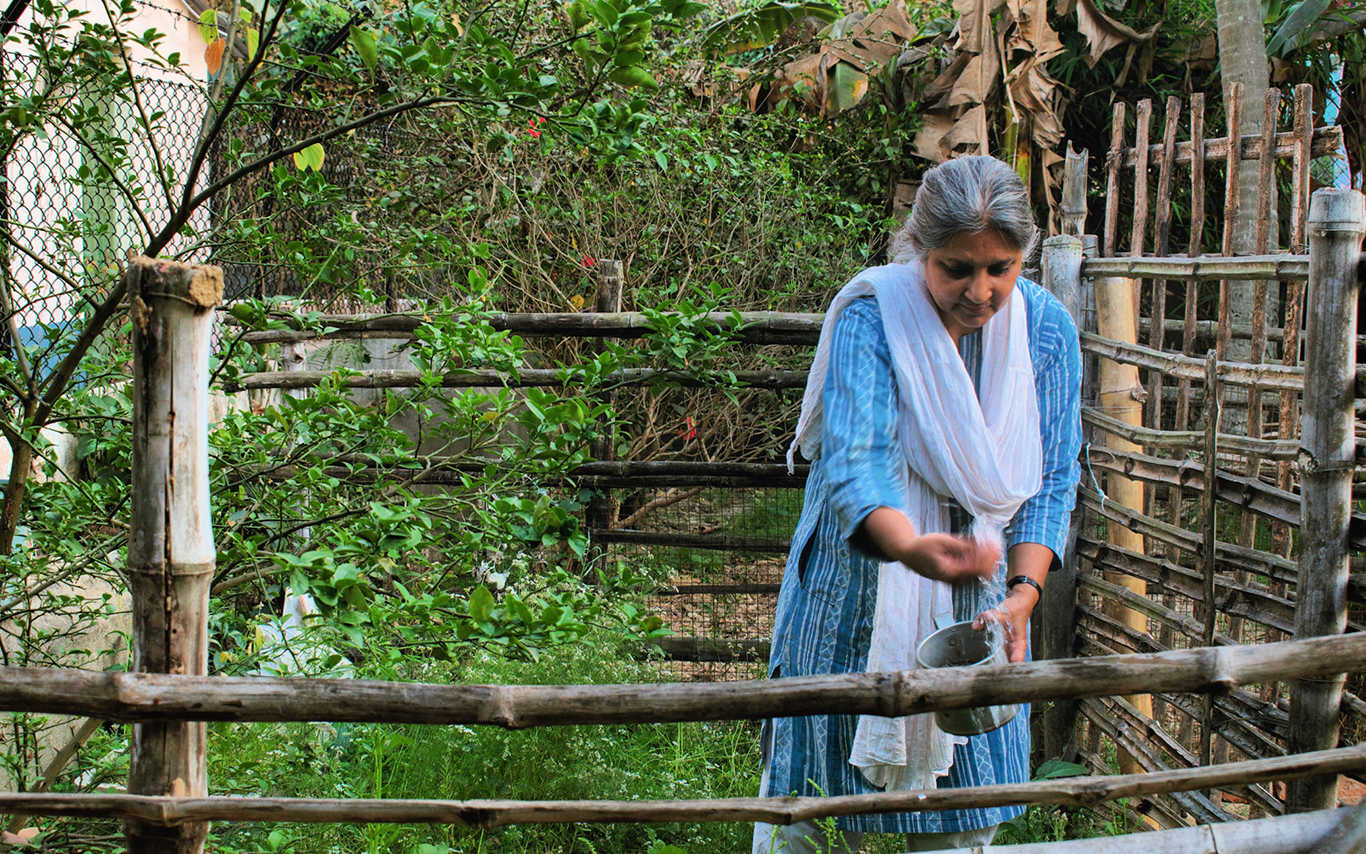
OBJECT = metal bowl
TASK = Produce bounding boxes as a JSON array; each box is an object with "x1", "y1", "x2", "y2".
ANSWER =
[{"x1": 915, "y1": 619, "x2": 1018, "y2": 736}]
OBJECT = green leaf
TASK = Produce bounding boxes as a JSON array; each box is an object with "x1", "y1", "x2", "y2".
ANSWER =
[
  {"x1": 245, "y1": 27, "x2": 259, "y2": 59},
  {"x1": 198, "y1": 8, "x2": 218, "y2": 44},
  {"x1": 292, "y1": 142, "x2": 325, "y2": 172},
  {"x1": 350, "y1": 25, "x2": 379, "y2": 72},
  {"x1": 698, "y1": 0, "x2": 840, "y2": 57},
  {"x1": 1034, "y1": 758, "x2": 1091, "y2": 780},
  {"x1": 566, "y1": 0, "x2": 590, "y2": 30},
  {"x1": 654, "y1": 149, "x2": 668, "y2": 172},
  {"x1": 1265, "y1": 0, "x2": 1331, "y2": 56},
  {"x1": 607, "y1": 65, "x2": 657, "y2": 91},
  {"x1": 469, "y1": 585, "x2": 494, "y2": 623},
  {"x1": 825, "y1": 62, "x2": 869, "y2": 115}
]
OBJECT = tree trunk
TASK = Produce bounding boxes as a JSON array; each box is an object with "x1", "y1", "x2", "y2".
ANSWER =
[{"x1": 1215, "y1": 0, "x2": 1276, "y2": 363}]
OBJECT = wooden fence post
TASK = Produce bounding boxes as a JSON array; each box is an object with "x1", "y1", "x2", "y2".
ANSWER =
[
  {"x1": 124, "y1": 257, "x2": 222, "y2": 854},
  {"x1": 585, "y1": 259, "x2": 624, "y2": 576},
  {"x1": 1037, "y1": 233, "x2": 1085, "y2": 763},
  {"x1": 1060, "y1": 143, "x2": 1088, "y2": 238},
  {"x1": 1288, "y1": 189, "x2": 1366, "y2": 813}
]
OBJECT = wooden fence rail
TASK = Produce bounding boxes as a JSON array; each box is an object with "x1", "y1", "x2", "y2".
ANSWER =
[
  {"x1": 2, "y1": 744, "x2": 1364, "y2": 828},
  {"x1": 5, "y1": 634, "x2": 1366, "y2": 727},
  {"x1": 225, "y1": 367, "x2": 811, "y2": 392},
  {"x1": 234, "y1": 460, "x2": 811, "y2": 490},
  {"x1": 1079, "y1": 332, "x2": 1305, "y2": 389},
  {"x1": 1117, "y1": 124, "x2": 1342, "y2": 166},
  {"x1": 225, "y1": 252, "x2": 1305, "y2": 348}
]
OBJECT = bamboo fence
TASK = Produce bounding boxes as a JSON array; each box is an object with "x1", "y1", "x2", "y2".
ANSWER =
[{"x1": 1069, "y1": 85, "x2": 1366, "y2": 824}]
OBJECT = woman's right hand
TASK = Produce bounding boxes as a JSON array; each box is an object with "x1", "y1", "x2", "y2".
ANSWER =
[
  {"x1": 861, "y1": 507, "x2": 999, "y2": 584},
  {"x1": 898, "y1": 532, "x2": 1000, "y2": 585}
]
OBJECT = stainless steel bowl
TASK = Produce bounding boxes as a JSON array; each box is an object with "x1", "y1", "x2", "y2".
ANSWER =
[{"x1": 914, "y1": 619, "x2": 1018, "y2": 736}]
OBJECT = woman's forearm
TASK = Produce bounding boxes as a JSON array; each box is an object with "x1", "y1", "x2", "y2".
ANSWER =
[
  {"x1": 858, "y1": 507, "x2": 998, "y2": 584},
  {"x1": 1003, "y1": 541, "x2": 1053, "y2": 612},
  {"x1": 860, "y1": 506, "x2": 920, "y2": 561}
]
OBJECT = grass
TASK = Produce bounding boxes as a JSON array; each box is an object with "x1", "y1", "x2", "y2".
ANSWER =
[{"x1": 202, "y1": 638, "x2": 763, "y2": 854}]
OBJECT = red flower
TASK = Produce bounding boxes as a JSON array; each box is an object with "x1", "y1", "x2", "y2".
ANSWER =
[
  {"x1": 527, "y1": 117, "x2": 543, "y2": 138},
  {"x1": 679, "y1": 417, "x2": 696, "y2": 440},
  {"x1": 581, "y1": 253, "x2": 596, "y2": 268}
]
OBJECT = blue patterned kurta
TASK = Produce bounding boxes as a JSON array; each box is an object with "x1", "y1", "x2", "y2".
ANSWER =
[{"x1": 764, "y1": 276, "x2": 1082, "y2": 834}]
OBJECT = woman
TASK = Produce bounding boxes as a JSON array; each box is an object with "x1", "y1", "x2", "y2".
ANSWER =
[{"x1": 754, "y1": 156, "x2": 1082, "y2": 854}]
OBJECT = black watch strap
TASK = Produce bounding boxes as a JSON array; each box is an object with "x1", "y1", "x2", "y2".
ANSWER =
[{"x1": 1006, "y1": 574, "x2": 1043, "y2": 598}]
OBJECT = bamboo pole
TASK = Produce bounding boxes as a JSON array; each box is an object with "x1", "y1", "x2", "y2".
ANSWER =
[
  {"x1": 233, "y1": 308, "x2": 1317, "y2": 348},
  {"x1": 1275, "y1": 84, "x2": 1315, "y2": 563},
  {"x1": 1218, "y1": 86, "x2": 1244, "y2": 367},
  {"x1": 1103, "y1": 101, "x2": 1127, "y2": 259},
  {"x1": 1094, "y1": 245, "x2": 1154, "y2": 767},
  {"x1": 124, "y1": 257, "x2": 222, "y2": 854},
  {"x1": 234, "y1": 463, "x2": 810, "y2": 491},
  {"x1": 1060, "y1": 143, "x2": 1088, "y2": 238},
  {"x1": 1288, "y1": 188, "x2": 1366, "y2": 813},
  {"x1": 1143, "y1": 107, "x2": 1181, "y2": 636},
  {"x1": 1083, "y1": 447, "x2": 1313, "y2": 535},
  {"x1": 1082, "y1": 406, "x2": 1297, "y2": 459},
  {"x1": 1082, "y1": 255, "x2": 1308, "y2": 281},
  {"x1": 1202, "y1": 351, "x2": 1221, "y2": 768},
  {"x1": 1077, "y1": 487, "x2": 1299, "y2": 585},
  {"x1": 1038, "y1": 233, "x2": 1085, "y2": 762},
  {"x1": 593, "y1": 530, "x2": 790, "y2": 552},
  {"x1": 1314, "y1": 798, "x2": 1366, "y2": 854},
  {"x1": 0, "y1": 745, "x2": 1363, "y2": 830},
  {"x1": 1076, "y1": 538, "x2": 1289, "y2": 634},
  {"x1": 1078, "y1": 697, "x2": 1233, "y2": 824},
  {"x1": 1140, "y1": 317, "x2": 1313, "y2": 342},
  {"x1": 1077, "y1": 537, "x2": 1296, "y2": 634}
]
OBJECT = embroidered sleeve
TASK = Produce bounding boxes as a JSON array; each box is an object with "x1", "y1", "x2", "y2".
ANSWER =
[
  {"x1": 821, "y1": 298, "x2": 912, "y2": 558},
  {"x1": 1006, "y1": 299, "x2": 1082, "y2": 565}
]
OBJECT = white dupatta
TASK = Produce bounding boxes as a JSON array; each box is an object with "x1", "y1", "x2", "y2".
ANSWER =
[{"x1": 787, "y1": 259, "x2": 1043, "y2": 790}]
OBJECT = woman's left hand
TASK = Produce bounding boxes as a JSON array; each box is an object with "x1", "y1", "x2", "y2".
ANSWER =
[{"x1": 972, "y1": 587, "x2": 1037, "y2": 663}]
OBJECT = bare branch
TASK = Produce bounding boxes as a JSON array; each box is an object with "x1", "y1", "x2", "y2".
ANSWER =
[
  {"x1": 162, "y1": 0, "x2": 292, "y2": 255},
  {"x1": 150, "y1": 92, "x2": 457, "y2": 256},
  {"x1": 0, "y1": 532, "x2": 124, "y2": 621},
  {"x1": 0, "y1": 276, "x2": 32, "y2": 395},
  {"x1": 97, "y1": 0, "x2": 176, "y2": 213}
]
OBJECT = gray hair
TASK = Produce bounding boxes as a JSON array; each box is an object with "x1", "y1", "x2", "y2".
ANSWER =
[{"x1": 892, "y1": 156, "x2": 1039, "y2": 263}]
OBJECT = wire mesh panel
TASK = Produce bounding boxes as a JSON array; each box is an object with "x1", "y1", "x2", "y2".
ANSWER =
[
  {"x1": 1, "y1": 51, "x2": 212, "y2": 372},
  {"x1": 610, "y1": 486, "x2": 803, "y2": 682}
]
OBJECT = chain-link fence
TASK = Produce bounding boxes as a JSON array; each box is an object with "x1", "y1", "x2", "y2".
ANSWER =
[{"x1": 1, "y1": 50, "x2": 212, "y2": 373}]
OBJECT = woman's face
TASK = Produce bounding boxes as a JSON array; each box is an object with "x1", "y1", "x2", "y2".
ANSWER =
[{"x1": 923, "y1": 229, "x2": 1023, "y2": 343}]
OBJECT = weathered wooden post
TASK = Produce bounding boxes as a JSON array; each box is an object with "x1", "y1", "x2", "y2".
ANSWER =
[
  {"x1": 585, "y1": 259, "x2": 624, "y2": 577},
  {"x1": 1060, "y1": 143, "x2": 1088, "y2": 238},
  {"x1": 1288, "y1": 189, "x2": 1365, "y2": 813},
  {"x1": 124, "y1": 257, "x2": 222, "y2": 854},
  {"x1": 1037, "y1": 232, "x2": 1085, "y2": 762}
]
